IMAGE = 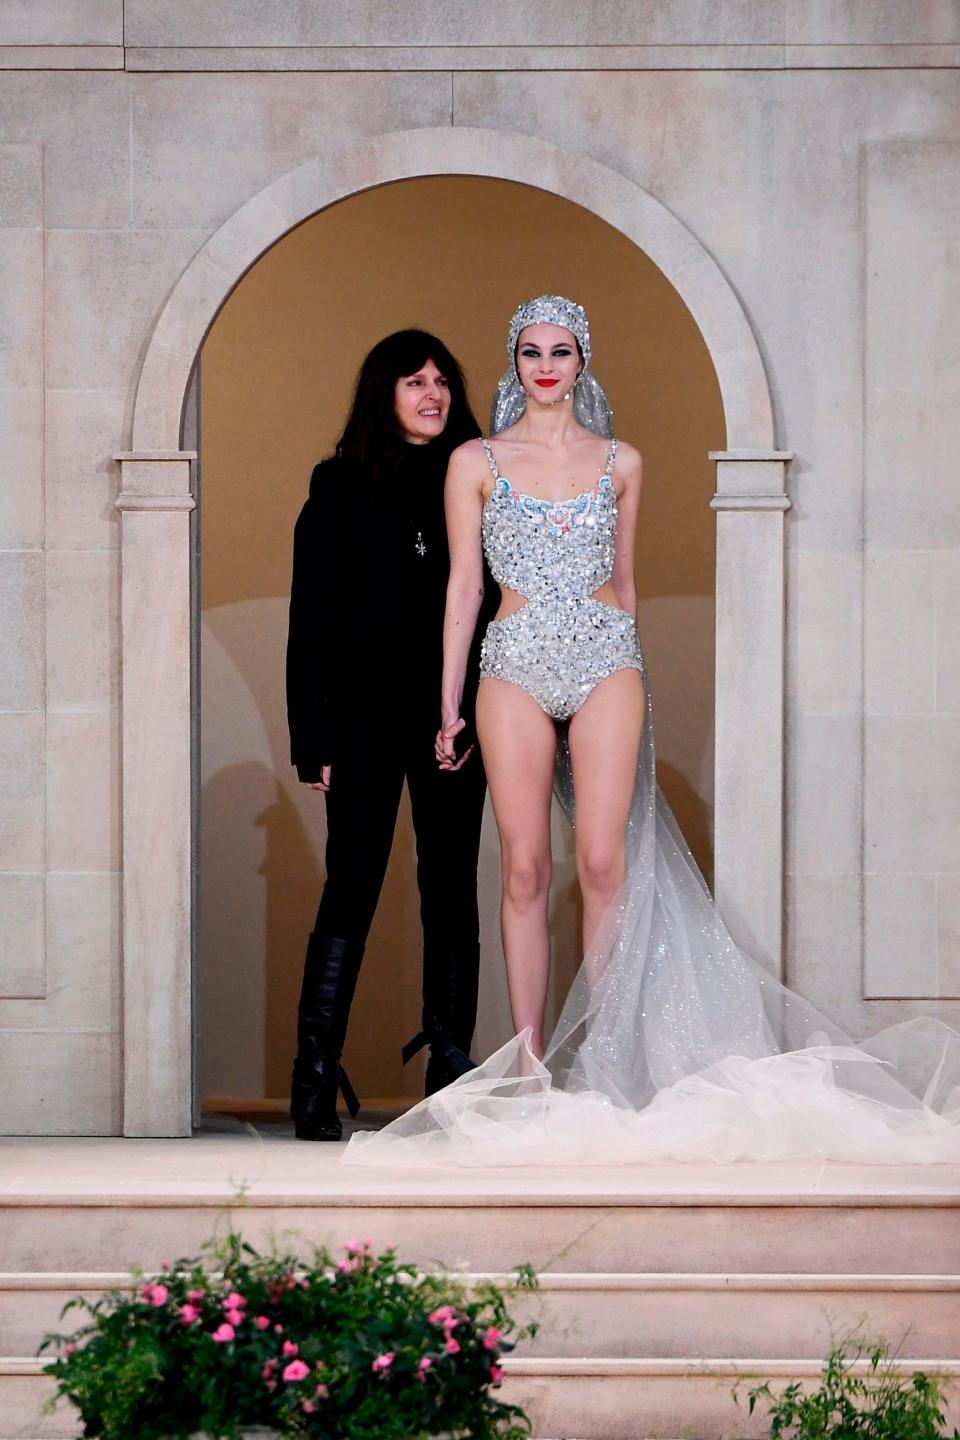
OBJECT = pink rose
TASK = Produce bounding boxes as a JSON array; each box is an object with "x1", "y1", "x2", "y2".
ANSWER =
[
  {"x1": 187, "y1": 1288, "x2": 206, "y2": 1303},
  {"x1": 490, "y1": 1364, "x2": 504, "y2": 1383},
  {"x1": 179, "y1": 1303, "x2": 201, "y2": 1325},
  {"x1": 141, "y1": 1282, "x2": 168, "y2": 1307},
  {"x1": 314, "y1": 1382, "x2": 329, "y2": 1398},
  {"x1": 371, "y1": 1352, "x2": 395, "y2": 1374},
  {"x1": 224, "y1": 1307, "x2": 244, "y2": 1326},
  {"x1": 282, "y1": 1359, "x2": 310, "y2": 1383},
  {"x1": 211, "y1": 1323, "x2": 235, "y2": 1343},
  {"x1": 254, "y1": 1314, "x2": 270, "y2": 1330},
  {"x1": 282, "y1": 1340, "x2": 299, "y2": 1357},
  {"x1": 417, "y1": 1356, "x2": 433, "y2": 1377},
  {"x1": 224, "y1": 1291, "x2": 246, "y2": 1310},
  {"x1": 444, "y1": 1338, "x2": 461, "y2": 1356},
  {"x1": 428, "y1": 1306, "x2": 454, "y2": 1325},
  {"x1": 303, "y1": 1400, "x2": 316, "y2": 1413},
  {"x1": 483, "y1": 1326, "x2": 501, "y2": 1350}
]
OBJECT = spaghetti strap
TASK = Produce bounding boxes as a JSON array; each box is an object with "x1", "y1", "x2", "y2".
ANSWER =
[
  {"x1": 604, "y1": 437, "x2": 619, "y2": 479},
  {"x1": 481, "y1": 438, "x2": 500, "y2": 481}
]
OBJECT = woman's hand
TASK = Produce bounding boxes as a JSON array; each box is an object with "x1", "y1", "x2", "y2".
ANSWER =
[
  {"x1": 436, "y1": 717, "x2": 474, "y2": 772},
  {"x1": 303, "y1": 765, "x2": 331, "y2": 793}
]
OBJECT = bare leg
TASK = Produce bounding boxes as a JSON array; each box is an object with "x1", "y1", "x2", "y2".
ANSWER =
[
  {"x1": 568, "y1": 668, "x2": 646, "y2": 956},
  {"x1": 476, "y1": 677, "x2": 557, "y2": 1059}
]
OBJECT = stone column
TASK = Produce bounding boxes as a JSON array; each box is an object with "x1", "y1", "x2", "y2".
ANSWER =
[
  {"x1": 710, "y1": 450, "x2": 792, "y2": 978},
  {"x1": 115, "y1": 452, "x2": 196, "y2": 1136}
]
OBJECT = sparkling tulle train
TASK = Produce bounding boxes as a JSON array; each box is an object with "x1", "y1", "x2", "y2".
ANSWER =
[{"x1": 345, "y1": 652, "x2": 960, "y2": 1168}]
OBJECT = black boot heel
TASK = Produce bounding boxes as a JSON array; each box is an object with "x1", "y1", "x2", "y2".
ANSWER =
[{"x1": 290, "y1": 933, "x2": 364, "y2": 1142}]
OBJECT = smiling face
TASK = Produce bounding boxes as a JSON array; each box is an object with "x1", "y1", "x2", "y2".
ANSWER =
[
  {"x1": 515, "y1": 322, "x2": 583, "y2": 406},
  {"x1": 393, "y1": 358, "x2": 451, "y2": 444}
]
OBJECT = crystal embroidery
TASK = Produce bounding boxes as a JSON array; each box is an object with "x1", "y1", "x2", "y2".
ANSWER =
[{"x1": 478, "y1": 438, "x2": 643, "y2": 720}]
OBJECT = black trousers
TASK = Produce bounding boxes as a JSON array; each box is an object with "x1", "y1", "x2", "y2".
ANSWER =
[{"x1": 315, "y1": 708, "x2": 487, "y2": 1051}]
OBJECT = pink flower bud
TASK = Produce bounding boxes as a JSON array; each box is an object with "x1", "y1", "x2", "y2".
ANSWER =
[
  {"x1": 211, "y1": 1323, "x2": 235, "y2": 1343},
  {"x1": 303, "y1": 1400, "x2": 316, "y2": 1413},
  {"x1": 225, "y1": 1307, "x2": 244, "y2": 1326},
  {"x1": 490, "y1": 1364, "x2": 504, "y2": 1383},
  {"x1": 282, "y1": 1340, "x2": 299, "y2": 1357},
  {"x1": 187, "y1": 1289, "x2": 206, "y2": 1303},
  {"x1": 224, "y1": 1291, "x2": 246, "y2": 1309},
  {"x1": 418, "y1": 1356, "x2": 433, "y2": 1374},
  {"x1": 62, "y1": 1343, "x2": 77, "y2": 1357},
  {"x1": 371, "y1": 1351, "x2": 395, "y2": 1374},
  {"x1": 282, "y1": 1359, "x2": 310, "y2": 1382},
  {"x1": 179, "y1": 1303, "x2": 201, "y2": 1325},
  {"x1": 483, "y1": 1325, "x2": 502, "y2": 1350},
  {"x1": 444, "y1": 1338, "x2": 461, "y2": 1355},
  {"x1": 254, "y1": 1314, "x2": 270, "y2": 1330},
  {"x1": 314, "y1": 1382, "x2": 329, "y2": 1398}
]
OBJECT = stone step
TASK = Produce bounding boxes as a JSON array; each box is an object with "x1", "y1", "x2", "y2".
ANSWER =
[
  {"x1": 5, "y1": 1355, "x2": 960, "y2": 1440},
  {"x1": 4, "y1": 1270, "x2": 960, "y2": 1362},
  {"x1": 3, "y1": 1191, "x2": 957, "y2": 1275}
]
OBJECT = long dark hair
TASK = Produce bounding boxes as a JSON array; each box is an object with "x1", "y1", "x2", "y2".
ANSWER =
[{"x1": 335, "y1": 329, "x2": 479, "y2": 477}]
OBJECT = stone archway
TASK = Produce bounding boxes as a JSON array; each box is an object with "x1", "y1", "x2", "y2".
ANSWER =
[{"x1": 116, "y1": 126, "x2": 790, "y2": 1136}]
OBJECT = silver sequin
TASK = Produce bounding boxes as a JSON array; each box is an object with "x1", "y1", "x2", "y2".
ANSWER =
[{"x1": 479, "y1": 438, "x2": 643, "y2": 720}]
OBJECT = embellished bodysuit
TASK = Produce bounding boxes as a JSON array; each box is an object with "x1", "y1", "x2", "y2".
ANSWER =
[{"x1": 479, "y1": 438, "x2": 643, "y2": 720}]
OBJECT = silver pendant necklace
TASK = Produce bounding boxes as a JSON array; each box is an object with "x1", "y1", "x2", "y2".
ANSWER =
[{"x1": 414, "y1": 531, "x2": 427, "y2": 558}]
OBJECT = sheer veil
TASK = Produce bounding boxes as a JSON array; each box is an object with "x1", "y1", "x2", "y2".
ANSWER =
[
  {"x1": 345, "y1": 298, "x2": 960, "y2": 1169},
  {"x1": 346, "y1": 649, "x2": 960, "y2": 1168}
]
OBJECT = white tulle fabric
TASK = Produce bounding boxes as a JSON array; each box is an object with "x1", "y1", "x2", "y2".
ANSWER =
[{"x1": 346, "y1": 651, "x2": 960, "y2": 1169}]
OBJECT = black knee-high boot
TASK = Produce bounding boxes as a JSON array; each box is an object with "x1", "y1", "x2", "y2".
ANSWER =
[
  {"x1": 290, "y1": 932, "x2": 363, "y2": 1141},
  {"x1": 403, "y1": 942, "x2": 480, "y2": 1096}
]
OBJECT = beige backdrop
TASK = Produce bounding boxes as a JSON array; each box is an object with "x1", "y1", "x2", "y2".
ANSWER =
[{"x1": 199, "y1": 175, "x2": 723, "y2": 1104}]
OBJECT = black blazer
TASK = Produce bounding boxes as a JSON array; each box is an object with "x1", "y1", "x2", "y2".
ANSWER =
[{"x1": 286, "y1": 452, "x2": 495, "y2": 782}]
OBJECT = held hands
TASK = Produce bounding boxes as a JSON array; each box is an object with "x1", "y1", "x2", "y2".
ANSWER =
[
  {"x1": 303, "y1": 764, "x2": 332, "y2": 793},
  {"x1": 435, "y1": 715, "x2": 475, "y2": 772}
]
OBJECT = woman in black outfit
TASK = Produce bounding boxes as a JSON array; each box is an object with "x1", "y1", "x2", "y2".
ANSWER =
[{"x1": 286, "y1": 330, "x2": 494, "y2": 1142}]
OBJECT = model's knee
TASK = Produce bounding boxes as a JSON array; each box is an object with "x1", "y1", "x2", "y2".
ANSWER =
[
  {"x1": 503, "y1": 851, "x2": 551, "y2": 910},
  {"x1": 577, "y1": 844, "x2": 625, "y2": 902}
]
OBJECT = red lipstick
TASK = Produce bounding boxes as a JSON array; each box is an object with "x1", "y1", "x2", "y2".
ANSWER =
[{"x1": 535, "y1": 378, "x2": 560, "y2": 388}]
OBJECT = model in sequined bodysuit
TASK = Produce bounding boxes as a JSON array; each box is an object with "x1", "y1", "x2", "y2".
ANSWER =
[
  {"x1": 345, "y1": 297, "x2": 960, "y2": 1171},
  {"x1": 437, "y1": 296, "x2": 646, "y2": 1060}
]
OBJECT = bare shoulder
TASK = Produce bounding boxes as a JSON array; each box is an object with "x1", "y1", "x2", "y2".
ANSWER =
[
  {"x1": 612, "y1": 437, "x2": 642, "y2": 487},
  {"x1": 446, "y1": 438, "x2": 489, "y2": 495},
  {"x1": 448, "y1": 437, "x2": 488, "y2": 472}
]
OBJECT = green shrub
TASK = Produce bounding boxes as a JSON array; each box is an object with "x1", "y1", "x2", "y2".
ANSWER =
[
  {"x1": 742, "y1": 1335, "x2": 958, "y2": 1439},
  {"x1": 40, "y1": 1230, "x2": 538, "y2": 1439}
]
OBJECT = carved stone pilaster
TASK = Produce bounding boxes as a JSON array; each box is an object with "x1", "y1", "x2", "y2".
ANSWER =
[
  {"x1": 115, "y1": 452, "x2": 196, "y2": 1136},
  {"x1": 710, "y1": 450, "x2": 792, "y2": 977}
]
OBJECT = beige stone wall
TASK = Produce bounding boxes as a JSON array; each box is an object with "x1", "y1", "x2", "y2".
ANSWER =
[
  {"x1": 1, "y1": 1, "x2": 959, "y2": 1131},
  {"x1": 198, "y1": 175, "x2": 721, "y2": 1102}
]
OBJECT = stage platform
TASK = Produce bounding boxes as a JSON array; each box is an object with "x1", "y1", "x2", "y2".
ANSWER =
[{"x1": 2, "y1": 1117, "x2": 959, "y2": 1438}]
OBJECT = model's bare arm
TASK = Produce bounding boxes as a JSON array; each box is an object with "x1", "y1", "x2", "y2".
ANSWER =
[
  {"x1": 611, "y1": 442, "x2": 643, "y2": 620},
  {"x1": 438, "y1": 441, "x2": 487, "y2": 767}
]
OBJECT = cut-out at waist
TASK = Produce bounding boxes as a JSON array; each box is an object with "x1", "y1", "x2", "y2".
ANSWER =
[{"x1": 493, "y1": 580, "x2": 627, "y2": 622}]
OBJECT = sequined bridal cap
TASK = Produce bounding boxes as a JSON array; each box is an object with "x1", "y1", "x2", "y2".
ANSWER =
[{"x1": 490, "y1": 294, "x2": 614, "y2": 438}]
